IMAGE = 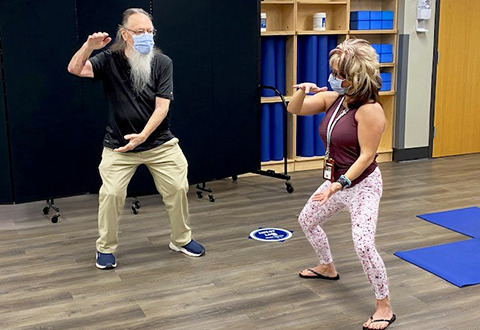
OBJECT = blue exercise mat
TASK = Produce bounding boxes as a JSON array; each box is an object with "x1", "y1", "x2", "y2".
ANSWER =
[
  {"x1": 395, "y1": 238, "x2": 480, "y2": 287},
  {"x1": 261, "y1": 37, "x2": 276, "y2": 97},
  {"x1": 417, "y1": 207, "x2": 480, "y2": 238},
  {"x1": 260, "y1": 104, "x2": 271, "y2": 162},
  {"x1": 270, "y1": 102, "x2": 284, "y2": 161},
  {"x1": 274, "y1": 37, "x2": 286, "y2": 95}
]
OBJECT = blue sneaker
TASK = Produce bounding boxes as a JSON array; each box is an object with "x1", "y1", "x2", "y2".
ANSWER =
[
  {"x1": 169, "y1": 240, "x2": 205, "y2": 257},
  {"x1": 96, "y1": 251, "x2": 117, "y2": 269}
]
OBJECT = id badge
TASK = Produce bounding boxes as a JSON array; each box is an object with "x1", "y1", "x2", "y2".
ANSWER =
[{"x1": 323, "y1": 158, "x2": 335, "y2": 181}]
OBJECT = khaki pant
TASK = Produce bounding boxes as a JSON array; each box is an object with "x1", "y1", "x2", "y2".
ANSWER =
[{"x1": 96, "y1": 138, "x2": 191, "y2": 253}]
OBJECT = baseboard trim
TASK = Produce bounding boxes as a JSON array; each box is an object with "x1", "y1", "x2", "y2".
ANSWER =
[{"x1": 393, "y1": 147, "x2": 429, "y2": 162}]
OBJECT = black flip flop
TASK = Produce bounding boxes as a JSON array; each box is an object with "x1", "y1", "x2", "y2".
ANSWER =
[
  {"x1": 362, "y1": 314, "x2": 396, "y2": 330},
  {"x1": 298, "y1": 268, "x2": 340, "y2": 280}
]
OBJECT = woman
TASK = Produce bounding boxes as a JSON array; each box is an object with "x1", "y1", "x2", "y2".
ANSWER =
[{"x1": 288, "y1": 39, "x2": 396, "y2": 330}]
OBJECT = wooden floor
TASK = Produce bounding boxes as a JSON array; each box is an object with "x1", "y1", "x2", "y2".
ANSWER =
[{"x1": 1, "y1": 154, "x2": 480, "y2": 330}]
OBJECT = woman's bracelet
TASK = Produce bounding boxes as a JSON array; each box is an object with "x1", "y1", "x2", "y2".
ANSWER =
[{"x1": 336, "y1": 175, "x2": 352, "y2": 190}]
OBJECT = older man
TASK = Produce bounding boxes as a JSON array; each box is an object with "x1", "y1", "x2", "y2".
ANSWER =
[{"x1": 68, "y1": 8, "x2": 205, "y2": 269}]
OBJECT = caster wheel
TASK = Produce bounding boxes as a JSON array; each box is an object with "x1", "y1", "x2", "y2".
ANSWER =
[
  {"x1": 134, "y1": 201, "x2": 141, "y2": 209},
  {"x1": 232, "y1": 175, "x2": 238, "y2": 182},
  {"x1": 43, "y1": 206, "x2": 50, "y2": 215},
  {"x1": 51, "y1": 215, "x2": 59, "y2": 223},
  {"x1": 208, "y1": 194, "x2": 215, "y2": 202},
  {"x1": 286, "y1": 182, "x2": 294, "y2": 194},
  {"x1": 132, "y1": 206, "x2": 138, "y2": 215},
  {"x1": 197, "y1": 191, "x2": 203, "y2": 199}
]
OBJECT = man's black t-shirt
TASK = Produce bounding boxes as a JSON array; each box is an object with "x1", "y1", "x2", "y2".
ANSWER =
[{"x1": 89, "y1": 49, "x2": 174, "y2": 152}]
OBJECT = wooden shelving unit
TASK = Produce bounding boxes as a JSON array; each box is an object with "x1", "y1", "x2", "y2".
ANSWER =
[{"x1": 260, "y1": 0, "x2": 398, "y2": 172}]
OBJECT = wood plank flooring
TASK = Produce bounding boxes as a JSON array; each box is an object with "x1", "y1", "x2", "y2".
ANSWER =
[{"x1": 1, "y1": 154, "x2": 480, "y2": 330}]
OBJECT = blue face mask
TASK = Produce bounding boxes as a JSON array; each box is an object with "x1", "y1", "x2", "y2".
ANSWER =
[
  {"x1": 328, "y1": 74, "x2": 350, "y2": 95},
  {"x1": 132, "y1": 33, "x2": 154, "y2": 55}
]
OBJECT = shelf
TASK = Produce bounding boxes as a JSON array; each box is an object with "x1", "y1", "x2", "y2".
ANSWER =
[
  {"x1": 261, "y1": 0, "x2": 295, "y2": 3},
  {"x1": 262, "y1": 31, "x2": 296, "y2": 36},
  {"x1": 297, "y1": 30, "x2": 348, "y2": 35},
  {"x1": 297, "y1": 3, "x2": 348, "y2": 31},
  {"x1": 350, "y1": 0, "x2": 396, "y2": 13},
  {"x1": 261, "y1": 96, "x2": 292, "y2": 104},
  {"x1": 261, "y1": 2, "x2": 295, "y2": 32},
  {"x1": 261, "y1": 158, "x2": 296, "y2": 174},
  {"x1": 349, "y1": 30, "x2": 398, "y2": 35},
  {"x1": 258, "y1": 0, "x2": 398, "y2": 170},
  {"x1": 297, "y1": 0, "x2": 347, "y2": 4},
  {"x1": 261, "y1": 158, "x2": 295, "y2": 166},
  {"x1": 296, "y1": 155, "x2": 325, "y2": 162},
  {"x1": 379, "y1": 91, "x2": 395, "y2": 96}
]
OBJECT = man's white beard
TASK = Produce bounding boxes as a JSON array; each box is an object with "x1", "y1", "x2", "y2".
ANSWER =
[{"x1": 128, "y1": 49, "x2": 154, "y2": 94}]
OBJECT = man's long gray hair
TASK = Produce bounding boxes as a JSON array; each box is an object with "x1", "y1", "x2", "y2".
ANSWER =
[
  {"x1": 110, "y1": 8, "x2": 153, "y2": 52},
  {"x1": 110, "y1": 8, "x2": 159, "y2": 94}
]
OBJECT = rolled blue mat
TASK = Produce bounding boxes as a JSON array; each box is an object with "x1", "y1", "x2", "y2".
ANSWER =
[
  {"x1": 296, "y1": 36, "x2": 317, "y2": 157},
  {"x1": 261, "y1": 104, "x2": 271, "y2": 161},
  {"x1": 297, "y1": 37, "x2": 304, "y2": 83},
  {"x1": 314, "y1": 113, "x2": 326, "y2": 156},
  {"x1": 317, "y1": 35, "x2": 329, "y2": 88},
  {"x1": 261, "y1": 37, "x2": 276, "y2": 97},
  {"x1": 303, "y1": 36, "x2": 318, "y2": 84},
  {"x1": 297, "y1": 116, "x2": 315, "y2": 157},
  {"x1": 327, "y1": 36, "x2": 338, "y2": 91},
  {"x1": 270, "y1": 102, "x2": 284, "y2": 161},
  {"x1": 328, "y1": 35, "x2": 338, "y2": 53},
  {"x1": 313, "y1": 37, "x2": 329, "y2": 156},
  {"x1": 275, "y1": 37, "x2": 286, "y2": 95}
]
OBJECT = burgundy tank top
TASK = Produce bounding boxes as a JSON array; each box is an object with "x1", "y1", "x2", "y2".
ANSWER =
[{"x1": 318, "y1": 96, "x2": 378, "y2": 187}]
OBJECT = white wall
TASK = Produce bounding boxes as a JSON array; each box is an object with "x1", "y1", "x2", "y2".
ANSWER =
[{"x1": 398, "y1": 0, "x2": 436, "y2": 149}]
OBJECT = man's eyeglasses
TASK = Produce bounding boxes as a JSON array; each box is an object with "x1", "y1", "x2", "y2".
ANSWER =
[{"x1": 125, "y1": 28, "x2": 157, "y2": 36}]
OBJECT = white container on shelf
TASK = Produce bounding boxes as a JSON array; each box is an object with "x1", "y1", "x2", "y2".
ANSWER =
[
  {"x1": 261, "y1": 13, "x2": 267, "y2": 32},
  {"x1": 313, "y1": 12, "x2": 327, "y2": 31}
]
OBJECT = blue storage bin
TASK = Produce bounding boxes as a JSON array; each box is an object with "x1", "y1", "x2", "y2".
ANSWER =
[
  {"x1": 350, "y1": 11, "x2": 370, "y2": 21},
  {"x1": 371, "y1": 43, "x2": 382, "y2": 54},
  {"x1": 351, "y1": 21, "x2": 370, "y2": 30},
  {"x1": 380, "y1": 72, "x2": 392, "y2": 82},
  {"x1": 370, "y1": 20, "x2": 382, "y2": 30},
  {"x1": 370, "y1": 11, "x2": 382, "y2": 20},
  {"x1": 382, "y1": 20, "x2": 394, "y2": 30},
  {"x1": 381, "y1": 44, "x2": 393, "y2": 54},
  {"x1": 380, "y1": 81, "x2": 391, "y2": 91},
  {"x1": 380, "y1": 53, "x2": 393, "y2": 63},
  {"x1": 382, "y1": 11, "x2": 394, "y2": 20},
  {"x1": 371, "y1": 44, "x2": 382, "y2": 60}
]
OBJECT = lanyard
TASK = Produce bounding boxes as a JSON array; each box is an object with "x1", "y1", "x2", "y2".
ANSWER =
[{"x1": 325, "y1": 96, "x2": 348, "y2": 159}]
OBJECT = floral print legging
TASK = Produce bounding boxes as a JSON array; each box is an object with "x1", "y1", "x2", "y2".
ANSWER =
[{"x1": 298, "y1": 167, "x2": 389, "y2": 299}]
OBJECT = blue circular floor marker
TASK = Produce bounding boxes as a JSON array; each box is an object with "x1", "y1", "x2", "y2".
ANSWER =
[{"x1": 249, "y1": 227, "x2": 293, "y2": 242}]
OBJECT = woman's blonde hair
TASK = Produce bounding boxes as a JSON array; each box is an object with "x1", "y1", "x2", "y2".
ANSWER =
[{"x1": 329, "y1": 38, "x2": 382, "y2": 109}]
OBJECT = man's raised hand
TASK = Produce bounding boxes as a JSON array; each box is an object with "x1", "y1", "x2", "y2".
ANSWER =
[{"x1": 86, "y1": 32, "x2": 112, "y2": 51}]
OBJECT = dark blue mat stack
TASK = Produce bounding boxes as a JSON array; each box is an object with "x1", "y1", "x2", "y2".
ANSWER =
[
  {"x1": 296, "y1": 35, "x2": 338, "y2": 158},
  {"x1": 260, "y1": 37, "x2": 287, "y2": 162},
  {"x1": 395, "y1": 206, "x2": 480, "y2": 287}
]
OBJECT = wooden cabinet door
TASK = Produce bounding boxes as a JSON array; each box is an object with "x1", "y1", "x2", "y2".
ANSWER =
[{"x1": 433, "y1": 0, "x2": 480, "y2": 157}]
